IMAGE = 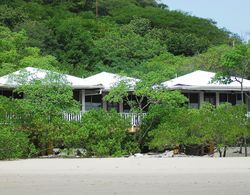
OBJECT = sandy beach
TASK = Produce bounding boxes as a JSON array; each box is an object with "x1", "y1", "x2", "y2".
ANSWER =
[{"x1": 0, "y1": 157, "x2": 250, "y2": 195}]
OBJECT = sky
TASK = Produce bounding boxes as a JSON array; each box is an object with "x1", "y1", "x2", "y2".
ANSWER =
[{"x1": 161, "y1": 0, "x2": 250, "y2": 40}]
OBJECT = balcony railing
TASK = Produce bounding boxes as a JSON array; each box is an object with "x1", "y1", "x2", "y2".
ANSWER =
[
  {"x1": 63, "y1": 112, "x2": 146, "y2": 126},
  {"x1": 120, "y1": 112, "x2": 147, "y2": 126}
]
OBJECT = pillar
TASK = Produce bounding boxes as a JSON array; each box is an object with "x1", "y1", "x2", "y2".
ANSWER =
[
  {"x1": 81, "y1": 89, "x2": 85, "y2": 112},
  {"x1": 119, "y1": 101, "x2": 123, "y2": 113},
  {"x1": 199, "y1": 92, "x2": 204, "y2": 108},
  {"x1": 102, "y1": 92, "x2": 107, "y2": 111},
  {"x1": 246, "y1": 94, "x2": 250, "y2": 113},
  {"x1": 216, "y1": 92, "x2": 220, "y2": 107}
]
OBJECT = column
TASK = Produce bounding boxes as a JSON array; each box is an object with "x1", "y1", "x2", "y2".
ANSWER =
[
  {"x1": 81, "y1": 89, "x2": 85, "y2": 112},
  {"x1": 199, "y1": 92, "x2": 204, "y2": 108},
  {"x1": 119, "y1": 101, "x2": 123, "y2": 113},
  {"x1": 102, "y1": 92, "x2": 107, "y2": 111},
  {"x1": 246, "y1": 94, "x2": 250, "y2": 113},
  {"x1": 216, "y1": 92, "x2": 220, "y2": 107}
]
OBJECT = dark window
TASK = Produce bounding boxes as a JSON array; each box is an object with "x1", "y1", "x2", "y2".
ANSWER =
[
  {"x1": 204, "y1": 93, "x2": 216, "y2": 105},
  {"x1": 219, "y1": 93, "x2": 228, "y2": 103},
  {"x1": 236, "y1": 94, "x2": 245, "y2": 104},
  {"x1": 85, "y1": 95, "x2": 102, "y2": 111},
  {"x1": 1, "y1": 90, "x2": 13, "y2": 98},
  {"x1": 73, "y1": 90, "x2": 80, "y2": 101},
  {"x1": 107, "y1": 102, "x2": 119, "y2": 112},
  {"x1": 123, "y1": 101, "x2": 130, "y2": 113},
  {"x1": 228, "y1": 94, "x2": 236, "y2": 105},
  {"x1": 85, "y1": 96, "x2": 91, "y2": 102},
  {"x1": 189, "y1": 93, "x2": 199, "y2": 108},
  {"x1": 183, "y1": 93, "x2": 199, "y2": 108},
  {"x1": 189, "y1": 93, "x2": 199, "y2": 103}
]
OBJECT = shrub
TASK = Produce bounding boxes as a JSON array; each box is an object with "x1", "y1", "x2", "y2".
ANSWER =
[
  {"x1": 0, "y1": 127, "x2": 37, "y2": 160},
  {"x1": 64, "y1": 109, "x2": 140, "y2": 157}
]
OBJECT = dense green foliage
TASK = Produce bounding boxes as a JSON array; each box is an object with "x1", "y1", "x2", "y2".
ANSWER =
[
  {"x1": 0, "y1": 0, "x2": 239, "y2": 77},
  {"x1": 63, "y1": 109, "x2": 139, "y2": 157},
  {"x1": 0, "y1": 127, "x2": 36, "y2": 160},
  {"x1": 0, "y1": 72, "x2": 139, "y2": 158},
  {"x1": 0, "y1": 73, "x2": 80, "y2": 157},
  {"x1": 148, "y1": 103, "x2": 249, "y2": 156}
]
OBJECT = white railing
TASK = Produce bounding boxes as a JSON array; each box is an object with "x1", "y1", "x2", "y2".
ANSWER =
[
  {"x1": 63, "y1": 112, "x2": 84, "y2": 122},
  {"x1": 247, "y1": 112, "x2": 250, "y2": 117},
  {"x1": 63, "y1": 112, "x2": 146, "y2": 126},
  {"x1": 120, "y1": 113, "x2": 147, "y2": 126}
]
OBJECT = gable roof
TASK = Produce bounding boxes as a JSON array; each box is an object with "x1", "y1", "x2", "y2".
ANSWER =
[
  {"x1": 80, "y1": 71, "x2": 140, "y2": 91},
  {"x1": 162, "y1": 70, "x2": 250, "y2": 91},
  {"x1": 0, "y1": 67, "x2": 101, "y2": 89}
]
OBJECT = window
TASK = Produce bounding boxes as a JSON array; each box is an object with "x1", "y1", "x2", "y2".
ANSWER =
[
  {"x1": 107, "y1": 102, "x2": 119, "y2": 112},
  {"x1": 123, "y1": 101, "x2": 130, "y2": 113},
  {"x1": 236, "y1": 94, "x2": 245, "y2": 104},
  {"x1": 228, "y1": 94, "x2": 236, "y2": 105},
  {"x1": 183, "y1": 93, "x2": 199, "y2": 108},
  {"x1": 189, "y1": 93, "x2": 199, "y2": 108},
  {"x1": 85, "y1": 95, "x2": 102, "y2": 111},
  {"x1": 204, "y1": 93, "x2": 216, "y2": 105},
  {"x1": 219, "y1": 93, "x2": 228, "y2": 104},
  {"x1": 73, "y1": 90, "x2": 80, "y2": 101},
  {"x1": 1, "y1": 90, "x2": 12, "y2": 97}
]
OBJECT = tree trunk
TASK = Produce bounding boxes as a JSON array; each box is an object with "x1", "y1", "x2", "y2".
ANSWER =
[
  {"x1": 223, "y1": 146, "x2": 227, "y2": 157},
  {"x1": 239, "y1": 143, "x2": 243, "y2": 154},
  {"x1": 208, "y1": 144, "x2": 214, "y2": 155},
  {"x1": 244, "y1": 136, "x2": 248, "y2": 157},
  {"x1": 218, "y1": 148, "x2": 222, "y2": 157},
  {"x1": 96, "y1": 0, "x2": 98, "y2": 17},
  {"x1": 241, "y1": 80, "x2": 244, "y2": 104},
  {"x1": 47, "y1": 142, "x2": 54, "y2": 155},
  {"x1": 239, "y1": 137, "x2": 243, "y2": 154}
]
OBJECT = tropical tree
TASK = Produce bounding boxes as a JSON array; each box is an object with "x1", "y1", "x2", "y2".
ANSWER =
[
  {"x1": 214, "y1": 44, "x2": 250, "y2": 103},
  {"x1": 104, "y1": 72, "x2": 186, "y2": 114},
  {"x1": 149, "y1": 103, "x2": 249, "y2": 157},
  {"x1": 104, "y1": 72, "x2": 187, "y2": 149},
  {"x1": 7, "y1": 71, "x2": 80, "y2": 154},
  {"x1": 0, "y1": 26, "x2": 59, "y2": 76}
]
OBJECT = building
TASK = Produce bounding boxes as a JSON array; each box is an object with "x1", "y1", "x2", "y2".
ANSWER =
[
  {"x1": 162, "y1": 70, "x2": 250, "y2": 114},
  {"x1": 0, "y1": 67, "x2": 143, "y2": 125},
  {"x1": 1, "y1": 68, "x2": 250, "y2": 123},
  {"x1": 76, "y1": 71, "x2": 139, "y2": 113},
  {"x1": 0, "y1": 67, "x2": 102, "y2": 102}
]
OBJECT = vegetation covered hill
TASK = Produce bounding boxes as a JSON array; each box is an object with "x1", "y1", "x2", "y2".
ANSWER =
[{"x1": 0, "y1": 0, "x2": 240, "y2": 79}]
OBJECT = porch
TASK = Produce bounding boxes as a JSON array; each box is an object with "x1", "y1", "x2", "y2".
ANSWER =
[{"x1": 183, "y1": 91, "x2": 250, "y2": 112}]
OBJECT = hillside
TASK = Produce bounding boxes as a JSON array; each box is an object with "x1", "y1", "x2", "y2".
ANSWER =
[{"x1": 0, "y1": 0, "x2": 239, "y2": 79}]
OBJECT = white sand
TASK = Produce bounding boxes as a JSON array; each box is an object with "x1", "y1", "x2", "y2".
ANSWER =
[{"x1": 0, "y1": 157, "x2": 250, "y2": 195}]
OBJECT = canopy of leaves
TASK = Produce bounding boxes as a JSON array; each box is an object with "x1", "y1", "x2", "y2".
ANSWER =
[
  {"x1": 149, "y1": 103, "x2": 249, "y2": 151},
  {"x1": 0, "y1": 0, "x2": 238, "y2": 77}
]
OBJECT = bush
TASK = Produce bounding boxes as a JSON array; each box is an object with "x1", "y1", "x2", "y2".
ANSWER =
[
  {"x1": 148, "y1": 103, "x2": 250, "y2": 156},
  {"x1": 0, "y1": 127, "x2": 37, "y2": 160},
  {"x1": 64, "y1": 109, "x2": 140, "y2": 157}
]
